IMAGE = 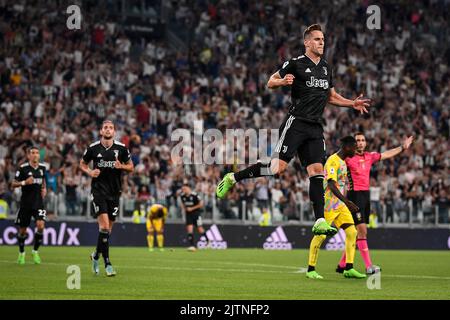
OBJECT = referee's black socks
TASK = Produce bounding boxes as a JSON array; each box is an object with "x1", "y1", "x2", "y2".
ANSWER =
[
  {"x1": 309, "y1": 174, "x2": 325, "y2": 220},
  {"x1": 234, "y1": 161, "x2": 272, "y2": 182}
]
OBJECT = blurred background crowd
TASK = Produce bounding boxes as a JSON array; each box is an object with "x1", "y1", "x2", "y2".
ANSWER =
[{"x1": 0, "y1": 0, "x2": 448, "y2": 225}]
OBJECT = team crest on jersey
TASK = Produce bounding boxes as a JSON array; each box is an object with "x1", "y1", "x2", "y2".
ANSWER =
[
  {"x1": 323, "y1": 67, "x2": 327, "y2": 75},
  {"x1": 39, "y1": 170, "x2": 43, "y2": 176},
  {"x1": 114, "y1": 150, "x2": 119, "y2": 159}
]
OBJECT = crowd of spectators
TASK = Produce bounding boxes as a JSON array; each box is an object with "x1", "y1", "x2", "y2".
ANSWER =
[{"x1": 0, "y1": 0, "x2": 448, "y2": 224}]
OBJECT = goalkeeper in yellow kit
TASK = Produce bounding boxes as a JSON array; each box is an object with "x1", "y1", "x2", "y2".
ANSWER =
[
  {"x1": 146, "y1": 204, "x2": 168, "y2": 252},
  {"x1": 306, "y1": 136, "x2": 366, "y2": 279}
]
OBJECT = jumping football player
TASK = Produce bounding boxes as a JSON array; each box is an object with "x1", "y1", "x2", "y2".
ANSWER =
[{"x1": 216, "y1": 24, "x2": 371, "y2": 236}]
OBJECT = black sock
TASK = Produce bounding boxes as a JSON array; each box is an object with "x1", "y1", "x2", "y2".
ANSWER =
[
  {"x1": 98, "y1": 229, "x2": 111, "y2": 267},
  {"x1": 307, "y1": 265, "x2": 315, "y2": 272},
  {"x1": 309, "y1": 175, "x2": 325, "y2": 219},
  {"x1": 234, "y1": 162, "x2": 272, "y2": 182},
  {"x1": 17, "y1": 233, "x2": 27, "y2": 253},
  {"x1": 201, "y1": 233, "x2": 208, "y2": 241},
  {"x1": 187, "y1": 233, "x2": 194, "y2": 246},
  {"x1": 34, "y1": 231, "x2": 43, "y2": 251},
  {"x1": 345, "y1": 263, "x2": 353, "y2": 271},
  {"x1": 94, "y1": 232, "x2": 103, "y2": 260}
]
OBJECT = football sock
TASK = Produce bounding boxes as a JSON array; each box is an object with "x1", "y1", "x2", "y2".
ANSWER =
[
  {"x1": 338, "y1": 251, "x2": 347, "y2": 268},
  {"x1": 344, "y1": 226, "x2": 357, "y2": 267},
  {"x1": 345, "y1": 263, "x2": 354, "y2": 271},
  {"x1": 234, "y1": 162, "x2": 272, "y2": 182},
  {"x1": 147, "y1": 234, "x2": 154, "y2": 249},
  {"x1": 156, "y1": 234, "x2": 164, "y2": 248},
  {"x1": 98, "y1": 229, "x2": 110, "y2": 267},
  {"x1": 307, "y1": 265, "x2": 315, "y2": 272},
  {"x1": 33, "y1": 231, "x2": 43, "y2": 251},
  {"x1": 187, "y1": 233, "x2": 194, "y2": 246},
  {"x1": 308, "y1": 235, "x2": 326, "y2": 267},
  {"x1": 309, "y1": 175, "x2": 325, "y2": 219},
  {"x1": 356, "y1": 238, "x2": 373, "y2": 268},
  {"x1": 201, "y1": 232, "x2": 208, "y2": 242},
  {"x1": 17, "y1": 233, "x2": 26, "y2": 253}
]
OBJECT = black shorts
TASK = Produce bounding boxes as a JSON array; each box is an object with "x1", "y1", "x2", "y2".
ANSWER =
[
  {"x1": 15, "y1": 207, "x2": 46, "y2": 228},
  {"x1": 185, "y1": 211, "x2": 203, "y2": 227},
  {"x1": 91, "y1": 193, "x2": 119, "y2": 221},
  {"x1": 272, "y1": 115, "x2": 326, "y2": 167},
  {"x1": 348, "y1": 190, "x2": 370, "y2": 225}
]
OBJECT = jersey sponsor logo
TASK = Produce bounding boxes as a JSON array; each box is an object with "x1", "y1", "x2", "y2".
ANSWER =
[
  {"x1": 0, "y1": 222, "x2": 80, "y2": 246},
  {"x1": 97, "y1": 160, "x2": 117, "y2": 168},
  {"x1": 263, "y1": 226, "x2": 292, "y2": 250},
  {"x1": 325, "y1": 228, "x2": 346, "y2": 250},
  {"x1": 306, "y1": 76, "x2": 329, "y2": 89},
  {"x1": 305, "y1": 68, "x2": 311, "y2": 73},
  {"x1": 32, "y1": 178, "x2": 43, "y2": 185},
  {"x1": 197, "y1": 224, "x2": 227, "y2": 249}
]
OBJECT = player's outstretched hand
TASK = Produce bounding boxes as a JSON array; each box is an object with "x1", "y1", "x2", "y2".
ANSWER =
[
  {"x1": 345, "y1": 200, "x2": 359, "y2": 214},
  {"x1": 282, "y1": 74, "x2": 295, "y2": 86},
  {"x1": 352, "y1": 94, "x2": 371, "y2": 114},
  {"x1": 402, "y1": 136, "x2": 414, "y2": 150},
  {"x1": 90, "y1": 169, "x2": 101, "y2": 178}
]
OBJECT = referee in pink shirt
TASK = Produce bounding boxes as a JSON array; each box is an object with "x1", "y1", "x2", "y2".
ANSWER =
[{"x1": 336, "y1": 132, "x2": 413, "y2": 274}]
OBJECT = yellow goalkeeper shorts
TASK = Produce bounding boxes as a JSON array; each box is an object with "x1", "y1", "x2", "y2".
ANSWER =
[{"x1": 146, "y1": 218, "x2": 164, "y2": 233}]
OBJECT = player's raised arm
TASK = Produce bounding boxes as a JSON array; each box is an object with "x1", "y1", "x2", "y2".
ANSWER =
[
  {"x1": 328, "y1": 88, "x2": 371, "y2": 114},
  {"x1": 327, "y1": 179, "x2": 359, "y2": 214},
  {"x1": 380, "y1": 136, "x2": 414, "y2": 160},
  {"x1": 267, "y1": 71, "x2": 295, "y2": 89}
]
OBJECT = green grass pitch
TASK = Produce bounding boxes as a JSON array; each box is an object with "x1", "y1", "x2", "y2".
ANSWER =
[{"x1": 1, "y1": 246, "x2": 449, "y2": 300}]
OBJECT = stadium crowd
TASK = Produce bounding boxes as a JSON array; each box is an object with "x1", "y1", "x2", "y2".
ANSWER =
[{"x1": 0, "y1": 0, "x2": 448, "y2": 224}]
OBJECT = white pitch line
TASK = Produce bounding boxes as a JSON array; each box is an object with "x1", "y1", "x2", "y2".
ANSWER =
[
  {"x1": 144, "y1": 258, "x2": 300, "y2": 270},
  {"x1": 1, "y1": 260, "x2": 449, "y2": 281},
  {"x1": 0, "y1": 260, "x2": 291, "y2": 275}
]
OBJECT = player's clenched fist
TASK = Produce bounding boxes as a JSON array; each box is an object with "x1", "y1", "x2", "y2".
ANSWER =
[
  {"x1": 25, "y1": 176, "x2": 34, "y2": 185},
  {"x1": 90, "y1": 169, "x2": 101, "y2": 178},
  {"x1": 282, "y1": 74, "x2": 295, "y2": 85}
]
